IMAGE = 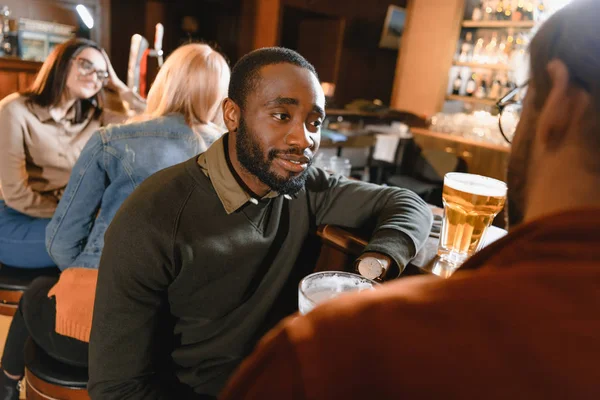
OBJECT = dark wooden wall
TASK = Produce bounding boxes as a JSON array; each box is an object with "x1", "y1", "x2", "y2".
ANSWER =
[
  {"x1": 109, "y1": 0, "x2": 241, "y2": 88},
  {"x1": 280, "y1": 0, "x2": 408, "y2": 107}
]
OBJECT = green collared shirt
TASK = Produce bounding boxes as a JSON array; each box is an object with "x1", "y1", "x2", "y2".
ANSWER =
[{"x1": 197, "y1": 134, "x2": 281, "y2": 214}]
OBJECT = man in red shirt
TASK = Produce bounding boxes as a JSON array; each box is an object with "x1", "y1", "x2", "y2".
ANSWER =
[{"x1": 220, "y1": 1, "x2": 600, "y2": 399}]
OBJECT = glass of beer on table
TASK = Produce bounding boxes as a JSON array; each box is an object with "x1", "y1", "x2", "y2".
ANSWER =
[
  {"x1": 298, "y1": 272, "x2": 378, "y2": 315},
  {"x1": 438, "y1": 172, "x2": 507, "y2": 267}
]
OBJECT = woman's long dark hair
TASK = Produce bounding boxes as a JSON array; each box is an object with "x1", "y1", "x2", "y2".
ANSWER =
[{"x1": 22, "y1": 38, "x2": 104, "y2": 123}]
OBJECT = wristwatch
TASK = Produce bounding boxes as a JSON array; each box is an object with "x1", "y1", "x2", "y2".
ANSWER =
[{"x1": 355, "y1": 256, "x2": 387, "y2": 281}]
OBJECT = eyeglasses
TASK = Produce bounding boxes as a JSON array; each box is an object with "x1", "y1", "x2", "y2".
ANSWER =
[
  {"x1": 74, "y1": 57, "x2": 109, "y2": 86},
  {"x1": 496, "y1": 80, "x2": 529, "y2": 144}
]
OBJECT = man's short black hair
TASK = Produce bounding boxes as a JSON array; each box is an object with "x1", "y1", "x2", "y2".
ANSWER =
[{"x1": 229, "y1": 47, "x2": 319, "y2": 109}]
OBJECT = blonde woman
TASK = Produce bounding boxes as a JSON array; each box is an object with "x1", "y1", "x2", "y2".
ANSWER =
[{"x1": 0, "y1": 43, "x2": 230, "y2": 399}]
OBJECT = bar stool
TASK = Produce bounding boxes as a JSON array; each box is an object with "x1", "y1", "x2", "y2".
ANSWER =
[
  {"x1": 24, "y1": 338, "x2": 89, "y2": 400},
  {"x1": 0, "y1": 264, "x2": 59, "y2": 316}
]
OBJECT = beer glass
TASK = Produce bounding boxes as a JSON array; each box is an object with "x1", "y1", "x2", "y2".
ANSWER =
[
  {"x1": 298, "y1": 271, "x2": 377, "y2": 315},
  {"x1": 437, "y1": 173, "x2": 507, "y2": 267}
]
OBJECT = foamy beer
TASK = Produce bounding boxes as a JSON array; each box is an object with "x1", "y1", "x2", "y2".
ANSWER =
[{"x1": 438, "y1": 173, "x2": 507, "y2": 266}]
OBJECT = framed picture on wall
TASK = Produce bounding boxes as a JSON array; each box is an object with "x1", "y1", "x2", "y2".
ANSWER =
[{"x1": 379, "y1": 5, "x2": 406, "y2": 49}]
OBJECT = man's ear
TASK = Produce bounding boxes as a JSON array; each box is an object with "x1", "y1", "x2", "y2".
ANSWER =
[
  {"x1": 536, "y1": 59, "x2": 586, "y2": 151},
  {"x1": 222, "y1": 98, "x2": 241, "y2": 133}
]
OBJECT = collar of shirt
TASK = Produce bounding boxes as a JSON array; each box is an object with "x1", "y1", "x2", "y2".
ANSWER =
[
  {"x1": 27, "y1": 100, "x2": 81, "y2": 123},
  {"x1": 197, "y1": 133, "x2": 283, "y2": 214}
]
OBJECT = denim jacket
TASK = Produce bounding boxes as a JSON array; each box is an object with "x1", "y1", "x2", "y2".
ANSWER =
[{"x1": 46, "y1": 113, "x2": 217, "y2": 270}]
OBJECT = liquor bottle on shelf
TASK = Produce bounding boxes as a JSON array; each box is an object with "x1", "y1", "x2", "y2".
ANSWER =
[
  {"x1": 488, "y1": 74, "x2": 502, "y2": 99},
  {"x1": 475, "y1": 79, "x2": 488, "y2": 99},
  {"x1": 466, "y1": 74, "x2": 477, "y2": 97},
  {"x1": 495, "y1": 0, "x2": 505, "y2": 20},
  {"x1": 535, "y1": 0, "x2": 546, "y2": 21},
  {"x1": 483, "y1": 0, "x2": 494, "y2": 21},
  {"x1": 472, "y1": 35, "x2": 485, "y2": 63},
  {"x1": 458, "y1": 32, "x2": 474, "y2": 62},
  {"x1": 523, "y1": 1, "x2": 535, "y2": 20},
  {"x1": 485, "y1": 32, "x2": 499, "y2": 64},
  {"x1": 497, "y1": 37, "x2": 509, "y2": 65},
  {"x1": 472, "y1": 1, "x2": 483, "y2": 21},
  {"x1": 514, "y1": 1, "x2": 525, "y2": 21},
  {"x1": 504, "y1": 2, "x2": 513, "y2": 20},
  {"x1": 452, "y1": 70, "x2": 463, "y2": 95}
]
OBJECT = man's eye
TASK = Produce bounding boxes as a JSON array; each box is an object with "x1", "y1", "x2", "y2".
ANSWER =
[{"x1": 273, "y1": 113, "x2": 290, "y2": 121}]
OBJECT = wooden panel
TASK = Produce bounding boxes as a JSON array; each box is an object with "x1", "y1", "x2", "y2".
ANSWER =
[
  {"x1": 18, "y1": 71, "x2": 38, "y2": 91},
  {"x1": 26, "y1": 371, "x2": 90, "y2": 400},
  {"x1": 144, "y1": 1, "x2": 167, "y2": 90},
  {"x1": 255, "y1": 0, "x2": 282, "y2": 49},
  {"x1": 29, "y1": 0, "x2": 81, "y2": 28},
  {"x1": 0, "y1": 58, "x2": 41, "y2": 73},
  {"x1": 0, "y1": 289, "x2": 23, "y2": 304},
  {"x1": 0, "y1": 289, "x2": 23, "y2": 316},
  {"x1": 0, "y1": 303, "x2": 17, "y2": 317},
  {"x1": 0, "y1": 70, "x2": 20, "y2": 101},
  {"x1": 98, "y1": 0, "x2": 111, "y2": 53},
  {"x1": 297, "y1": 18, "x2": 345, "y2": 85},
  {"x1": 391, "y1": 0, "x2": 465, "y2": 117},
  {"x1": 0, "y1": 58, "x2": 41, "y2": 100},
  {"x1": 108, "y1": 0, "x2": 146, "y2": 80}
]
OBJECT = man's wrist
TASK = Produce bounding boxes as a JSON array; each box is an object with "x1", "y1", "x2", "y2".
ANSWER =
[{"x1": 355, "y1": 252, "x2": 393, "y2": 281}]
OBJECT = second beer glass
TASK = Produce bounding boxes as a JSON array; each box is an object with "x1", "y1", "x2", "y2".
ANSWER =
[{"x1": 438, "y1": 173, "x2": 507, "y2": 266}]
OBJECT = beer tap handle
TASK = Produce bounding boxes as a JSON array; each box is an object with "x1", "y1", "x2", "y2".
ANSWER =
[{"x1": 154, "y1": 23, "x2": 164, "y2": 67}]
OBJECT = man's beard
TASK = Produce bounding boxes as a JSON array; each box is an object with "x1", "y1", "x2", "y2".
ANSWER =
[
  {"x1": 506, "y1": 114, "x2": 536, "y2": 228},
  {"x1": 235, "y1": 118, "x2": 312, "y2": 196}
]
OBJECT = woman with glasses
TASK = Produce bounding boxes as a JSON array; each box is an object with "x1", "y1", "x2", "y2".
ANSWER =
[{"x1": 0, "y1": 38, "x2": 144, "y2": 269}]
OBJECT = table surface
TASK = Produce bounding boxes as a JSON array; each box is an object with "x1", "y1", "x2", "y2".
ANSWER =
[{"x1": 410, "y1": 225, "x2": 506, "y2": 278}]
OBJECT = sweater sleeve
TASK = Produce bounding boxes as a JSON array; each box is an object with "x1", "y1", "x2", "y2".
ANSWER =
[
  {"x1": 88, "y1": 184, "x2": 184, "y2": 400},
  {"x1": 307, "y1": 167, "x2": 433, "y2": 272},
  {"x1": 0, "y1": 100, "x2": 59, "y2": 217}
]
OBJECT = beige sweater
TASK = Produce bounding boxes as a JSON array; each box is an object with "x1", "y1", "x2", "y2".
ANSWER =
[{"x1": 0, "y1": 91, "x2": 144, "y2": 218}]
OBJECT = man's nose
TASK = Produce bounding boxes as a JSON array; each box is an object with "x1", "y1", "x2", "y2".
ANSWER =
[{"x1": 285, "y1": 122, "x2": 314, "y2": 150}]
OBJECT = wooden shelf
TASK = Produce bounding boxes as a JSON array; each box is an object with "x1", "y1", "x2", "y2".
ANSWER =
[
  {"x1": 453, "y1": 61, "x2": 510, "y2": 71},
  {"x1": 411, "y1": 127, "x2": 511, "y2": 153},
  {"x1": 462, "y1": 20, "x2": 536, "y2": 29},
  {"x1": 325, "y1": 108, "x2": 384, "y2": 117},
  {"x1": 446, "y1": 95, "x2": 498, "y2": 106}
]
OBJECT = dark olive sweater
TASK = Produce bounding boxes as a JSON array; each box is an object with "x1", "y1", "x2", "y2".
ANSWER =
[{"x1": 88, "y1": 144, "x2": 432, "y2": 399}]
